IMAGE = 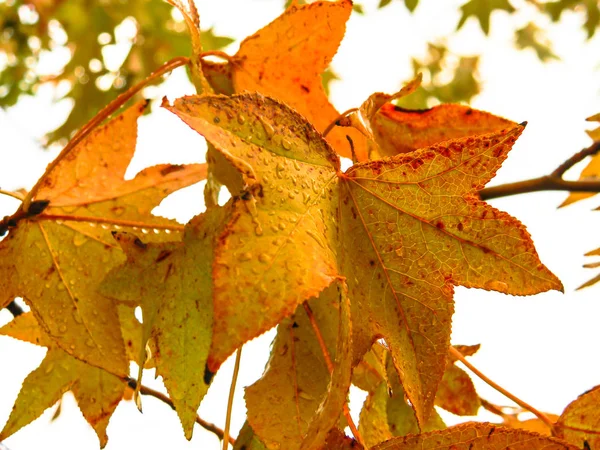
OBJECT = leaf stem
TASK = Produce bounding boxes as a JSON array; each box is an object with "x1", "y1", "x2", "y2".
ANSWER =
[
  {"x1": 323, "y1": 108, "x2": 359, "y2": 138},
  {"x1": 223, "y1": 347, "x2": 242, "y2": 450},
  {"x1": 302, "y1": 302, "x2": 365, "y2": 448},
  {"x1": 0, "y1": 189, "x2": 24, "y2": 202},
  {"x1": 200, "y1": 50, "x2": 234, "y2": 64},
  {"x1": 449, "y1": 346, "x2": 555, "y2": 431},
  {"x1": 5, "y1": 300, "x2": 24, "y2": 317},
  {"x1": 480, "y1": 141, "x2": 600, "y2": 200},
  {"x1": 22, "y1": 56, "x2": 190, "y2": 212},
  {"x1": 126, "y1": 378, "x2": 235, "y2": 445}
]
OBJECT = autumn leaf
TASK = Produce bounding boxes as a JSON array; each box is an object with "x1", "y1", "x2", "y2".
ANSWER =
[
  {"x1": 555, "y1": 385, "x2": 600, "y2": 449},
  {"x1": 204, "y1": 0, "x2": 368, "y2": 160},
  {"x1": 245, "y1": 282, "x2": 352, "y2": 450},
  {"x1": 101, "y1": 205, "x2": 229, "y2": 439},
  {"x1": 234, "y1": 422, "x2": 268, "y2": 450},
  {"x1": 457, "y1": 0, "x2": 515, "y2": 35},
  {"x1": 167, "y1": 93, "x2": 561, "y2": 426},
  {"x1": 0, "y1": 101, "x2": 207, "y2": 378},
  {"x1": 369, "y1": 103, "x2": 516, "y2": 157},
  {"x1": 0, "y1": 312, "x2": 130, "y2": 447},
  {"x1": 372, "y1": 423, "x2": 578, "y2": 449}
]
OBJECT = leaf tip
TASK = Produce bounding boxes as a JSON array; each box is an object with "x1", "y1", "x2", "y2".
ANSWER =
[{"x1": 519, "y1": 120, "x2": 528, "y2": 127}]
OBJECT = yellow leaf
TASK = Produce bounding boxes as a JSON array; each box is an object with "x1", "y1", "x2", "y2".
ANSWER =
[
  {"x1": 167, "y1": 92, "x2": 562, "y2": 427},
  {"x1": 371, "y1": 423, "x2": 577, "y2": 449},
  {"x1": 245, "y1": 282, "x2": 352, "y2": 450},
  {"x1": 0, "y1": 313, "x2": 124, "y2": 448},
  {"x1": 0, "y1": 101, "x2": 207, "y2": 378},
  {"x1": 556, "y1": 385, "x2": 600, "y2": 449},
  {"x1": 101, "y1": 206, "x2": 228, "y2": 439}
]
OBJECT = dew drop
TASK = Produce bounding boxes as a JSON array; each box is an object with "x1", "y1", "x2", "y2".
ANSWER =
[
  {"x1": 153, "y1": 229, "x2": 160, "y2": 234},
  {"x1": 100, "y1": 224, "x2": 109, "y2": 230},
  {"x1": 278, "y1": 222, "x2": 287, "y2": 231},
  {"x1": 85, "y1": 338, "x2": 95, "y2": 347},
  {"x1": 395, "y1": 246, "x2": 404, "y2": 257},
  {"x1": 258, "y1": 253, "x2": 272, "y2": 264},
  {"x1": 237, "y1": 114, "x2": 246, "y2": 125},
  {"x1": 45, "y1": 363, "x2": 54, "y2": 374},
  {"x1": 73, "y1": 234, "x2": 87, "y2": 247},
  {"x1": 59, "y1": 324, "x2": 67, "y2": 333},
  {"x1": 73, "y1": 313, "x2": 83, "y2": 324},
  {"x1": 238, "y1": 252, "x2": 252, "y2": 262},
  {"x1": 141, "y1": 228, "x2": 149, "y2": 234},
  {"x1": 282, "y1": 139, "x2": 292, "y2": 150}
]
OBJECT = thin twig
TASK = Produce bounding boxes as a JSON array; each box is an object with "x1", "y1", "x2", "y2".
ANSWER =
[
  {"x1": 126, "y1": 378, "x2": 235, "y2": 445},
  {"x1": 449, "y1": 346, "x2": 555, "y2": 431},
  {"x1": 551, "y1": 141, "x2": 600, "y2": 178},
  {"x1": 223, "y1": 348, "x2": 242, "y2": 450},
  {"x1": 22, "y1": 56, "x2": 190, "y2": 212},
  {"x1": 302, "y1": 302, "x2": 365, "y2": 448},
  {"x1": 480, "y1": 141, "x2": 600, "y2": 200},
  {"x1": 0, "y1": 189, "x2": 24, "y2": 202},
  {"x1": 200, "y1": 50, "x2": 234, "y2": 63}
]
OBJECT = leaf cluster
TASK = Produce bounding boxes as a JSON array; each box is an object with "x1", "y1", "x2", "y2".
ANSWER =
[{"x1": 1, "y1": 1, "x2": 599, "y2": 450}]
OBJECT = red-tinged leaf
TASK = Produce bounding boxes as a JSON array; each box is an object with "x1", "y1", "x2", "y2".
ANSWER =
[
  {"x1": 370, "y1": 103, "x2": 516, "y2": 157},
  {"x1": 372, "y1": 423, "x2": 578, "y2": 449}
]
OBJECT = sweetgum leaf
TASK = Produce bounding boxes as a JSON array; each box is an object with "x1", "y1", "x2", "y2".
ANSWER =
[
  {"x1": 370, "y1": 103, "x2": 516, "y2": 157},
  {"x1": 165, "y1": 94, "x2": 340, "y2": 372},
  {"x1": 0, "y1": 313, "x2": 125, "y2": 447},
  {"x1": 245, "y1": 282, "x2": 352, "y2": 450},
  {"x1": 556, "y1": 385, "x2": 600, "y2": 449},
  {"x1": 167, "y1": 92, "x2": 562, "y2": 427},
  {"x1": 435, "y1": 364, "x2": 480, "y2": 416},
  {"x1": 0, "y1": 101, "x2": 207, "y2": 379},
  {"x1": 372, "y1": 423, "x2": 578, "y2": 449},
  {"x1": 101, "y1": 205, "x2": 229, "y2": 438},
  {"x1": 219, "y1": 0, "x2": 368, "y2": 160}
]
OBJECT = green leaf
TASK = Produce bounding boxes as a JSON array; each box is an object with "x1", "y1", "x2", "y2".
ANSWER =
[{"x1": 457, "y1": 0, "x2": 515, "y2": 34}]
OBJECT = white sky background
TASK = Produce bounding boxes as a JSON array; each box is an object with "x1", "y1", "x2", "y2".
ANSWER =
[{"x1": 1, "y1": 0, "x2": 600, "y2": 448}]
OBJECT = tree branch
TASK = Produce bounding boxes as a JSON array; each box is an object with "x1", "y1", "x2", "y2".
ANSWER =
[
  {"x1": 126, "y1": 378, "x2": 235, "y2": 446},
  {"x1": 480, "y1": 141, "x2": 600, "y2": 200}
]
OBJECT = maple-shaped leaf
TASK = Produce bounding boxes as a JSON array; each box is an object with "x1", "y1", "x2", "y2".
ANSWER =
[
  {"x1": 0, "y1": 312, "x2": 129, "y2": 447},
  {"x1": 245, "y1": 282, "x2": 352, "y2": 450},
  {"x1": 543, "y1": 0, "x2": 600, "y2": 38},
  {"x1": 457, "y1": 0, "x2": 515, "y2": 35},
  {"x1": 561, "y1": 113, "x2": 600, "y2": 207},
  {"x1": 370, "y1": 102, "x2": 516, "y2": 158},
  {"x1": 100, "y1": 205, "x2": 229, "y2": 439},
  {"x1": 0, "y1": 101, "x2": 206, "y2": 378},
  {"x1": 201, "y1": 0, "x2": 368, "y2": 161},
  {"x1": 167, "y1": 93, "x2": 561, "y2": 426},
  {"x1": 372, "y1": 423, "x2": 577, "y2": 449},
  {"x1": 555, "y1": 385, "x2": 600, "y2": 449},
  {"x1": 515, "y1": 22, "x2": 559, "y2": 62}
]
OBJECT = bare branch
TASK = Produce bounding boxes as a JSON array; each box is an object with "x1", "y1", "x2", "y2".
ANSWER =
[
  {"x1": 126, "y1": 378, "x2": 235, "y2": 446},
  {"x1": 480, "y1": 142, "x2": 600, "y2": 200}
]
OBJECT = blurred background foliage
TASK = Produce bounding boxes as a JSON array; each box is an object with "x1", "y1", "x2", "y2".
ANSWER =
[{"x1": 0, "y1": 0, "x2": 598, "y2": 145}]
